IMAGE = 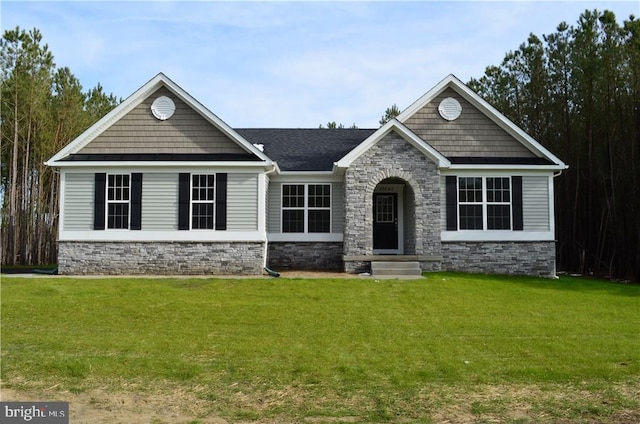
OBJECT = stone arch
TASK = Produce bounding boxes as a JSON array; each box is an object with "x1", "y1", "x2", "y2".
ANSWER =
[
  {"x1": 366, "y1": 169, "x2": 424, "y2": 201},
  {"x1": 368, "y1": 170, "x2": 424, "y2": 256},
  {"x1": 342, "y1": 130, "x2": 442, "y2": 272}
]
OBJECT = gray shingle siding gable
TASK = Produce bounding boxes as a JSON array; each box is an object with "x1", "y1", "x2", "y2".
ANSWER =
[
  {"x1": 79, "y1": 87, "x2": 247, "y2": 155},
  {"x1": 403, "y1": 88, "x2": 535, "y2": 158}
]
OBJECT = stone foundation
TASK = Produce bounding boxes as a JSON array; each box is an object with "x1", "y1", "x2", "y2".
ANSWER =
[
  {"x1": 344, "y1": 260, "x2": 370, "y2": 274},
  {"x1": 58, "y1": 241, "x2": 265, "y2": 275},
  {"x1": 267, "y1": 242, "x2": 343, "y2": 271},
  {"x1": 441, "y1": 241, "x2": 557, "y2": 278}
]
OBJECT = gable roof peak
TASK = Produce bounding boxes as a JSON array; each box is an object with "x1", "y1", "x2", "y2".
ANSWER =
[
  {"x1": 47, "y1": 72, "x2": 272, "y2": 166},
  {"x1": 396, "y1": 74, "x2": 567, "y2": 169},
  {"x1": 335, "y1": 119, "x2": 450, "y2": 170}
]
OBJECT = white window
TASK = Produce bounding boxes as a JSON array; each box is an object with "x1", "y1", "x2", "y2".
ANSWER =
[
  {"x1": 282, "y1": 184, "x2": 331, "y2": 233},
  {"x1": 191, "y1": 174, "x2": 215, "y2": 229},
  {"x1": 458, "y1": 177, "x2": 511, "y2": 230},
  {"x1": 107, "y1": 174, "x2": 130, "y2": 229}
]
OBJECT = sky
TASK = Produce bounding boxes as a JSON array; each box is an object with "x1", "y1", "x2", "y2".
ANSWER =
[{"x1": 2, "y1": 1, "x2": 639, "y2": 128}]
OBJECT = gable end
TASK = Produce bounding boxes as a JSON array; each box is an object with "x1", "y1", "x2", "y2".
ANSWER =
[
  {"x1": 403, "y1": 87, "x2": 535, "y2": 158},
  {"x1": 78, "y1": 87, "x2": 247, "y2": 155}
]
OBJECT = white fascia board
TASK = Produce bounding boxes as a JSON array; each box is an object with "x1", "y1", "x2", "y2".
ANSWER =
[
  {"x1": 157, "y1": 75, "x2": 272, "y2": 162},
  {"x1": 53, "y1": 161, "x2": 273, "y2": 170},
  {"x1": 335, "y1": 119, "x2": 450, "y2": 169},
  {"x1": 396, "y1": 74, "x2": 567, "y2": 169},
  {"x1": 46, "y1": 75, "x2": 165, "y2": 165},
  {"x1": 59, "y1": 230, "x2": 267, "y2": 242},
  {"x1": 268, "y1": 233, "x2": 343, "y2": 242},
  {"x1": 441, "y1": 231, "x2": 556, "y2": 242},
  {"x1": 396, "y1": 74, "x2": 457, "y2": 122},
  {"x1": 46, "y1": 73, "x2": 272, "y2": 166}
]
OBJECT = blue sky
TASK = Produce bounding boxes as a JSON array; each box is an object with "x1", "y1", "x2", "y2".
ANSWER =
[{"x1": 2, "y1": 1, "x2": 639, "y2": 128}]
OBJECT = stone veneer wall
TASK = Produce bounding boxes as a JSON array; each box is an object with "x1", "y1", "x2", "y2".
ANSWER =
[
  {"x1": 58, "y1": 241, "x2": 264, "y2": 275},
  {"x1": 343, "y1": 131, "x2": 442, "y2": 273},
  {"x1": 268, "y1": 242, "x2": 343, "y2": 271},
  {"x1": 441, "y1": 241, "x2": 557, "y2": 278}
]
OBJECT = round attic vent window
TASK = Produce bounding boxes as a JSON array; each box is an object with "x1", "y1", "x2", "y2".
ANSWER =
[
  {"x1": 151, "y1": 96, "x2": 176, "y2": 120},
  {"x1": 438, "y1": 97, "x2": 462, "y2": 121}
]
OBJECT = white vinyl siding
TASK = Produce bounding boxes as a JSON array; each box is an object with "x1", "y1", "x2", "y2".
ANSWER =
[
  {"x1": 523, "y1": 176, "x2": 550, "y2": 231},
  {"x1": 268, "y1": 182, "x2": 283, "y2": 232},
  {"x1": 63, "y1": 173, "x2": 94, "y2": 231},
  {"x1": 331, "y1": 181, "x2": 344, "y2": 233},
  {"x1": 440, "y1": 176, "x2": 447, "y2": 231},
  {"x1": 265, "y1": 175, "x2": 270, "y2": 232},
  {"x1": 227, "y1": 173, "x2": 258, "y2": 231},
  {"x1": 141, "y1": 173, "x2": 178, "y2": 230}
]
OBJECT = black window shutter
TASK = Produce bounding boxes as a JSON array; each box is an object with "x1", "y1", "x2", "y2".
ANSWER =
[
  {"x1": 178, "y1": 173, "x2": 190, "y2": 230},
  {"x1": 94, "y1": 173, "x2": 106, "y2": 230},
  {"x1": 130, "y1": 173, "x2": 143, "y2": 230},
  {"x1": 215, "y1": 173, "x2": 227, "y2": 230},
  {"x1": 512, "y1": 176, "x2": 523, "y2": 231},
  {"x1": 445, "y1": 176, "x2": 458, "y2": 231}
]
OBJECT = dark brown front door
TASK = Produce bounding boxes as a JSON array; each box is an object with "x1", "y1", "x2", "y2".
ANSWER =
[{"x1": 373, "y1": 193, "x2": 398, "y2": 250}]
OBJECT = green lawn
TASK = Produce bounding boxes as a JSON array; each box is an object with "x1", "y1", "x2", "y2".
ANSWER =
[{"x1": 1, "y1": 273, "x2": 639, "y2": 423}]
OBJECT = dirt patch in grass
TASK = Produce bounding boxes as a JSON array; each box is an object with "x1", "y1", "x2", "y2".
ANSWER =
[
  {"x1": 1, "y1": 386, "x2": 227, "y2": 424},
  {"x1": 3, "y1": 382, "x2": 639, "y2": 423}
]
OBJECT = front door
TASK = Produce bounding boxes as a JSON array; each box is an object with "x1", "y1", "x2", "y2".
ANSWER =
[{"x1": 373, "y1": 193, "x2": 398, "y2": 251}]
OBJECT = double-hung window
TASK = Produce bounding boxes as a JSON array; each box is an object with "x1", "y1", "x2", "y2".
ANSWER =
[
  {"x1": 191, "y1": 174, "x2": 215, "y2": 229},
  {"x1": 107, "y1": 174, "x2": 130, "y2": 229},
  {"x1": 458, "y1": 177, "x2": 511, "y2": 230},
  {"x1": 282, "y1": 184, "x2": 331, "y2": 233},
  {"x1": 178, "y1": 172, "x2": 226, "y2": 231},
  {"x1": 486, "y1": 177, "x2": 511, "y2": 230}
]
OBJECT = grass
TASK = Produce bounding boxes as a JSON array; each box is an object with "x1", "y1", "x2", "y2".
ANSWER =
[{"x1": 1, "y1": 272, "x2": 639, "y2": 422}]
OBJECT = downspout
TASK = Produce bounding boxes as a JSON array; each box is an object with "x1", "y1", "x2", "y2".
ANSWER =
[{"x1": 263, "y1": 163, "x2": 278, "y2": 275}]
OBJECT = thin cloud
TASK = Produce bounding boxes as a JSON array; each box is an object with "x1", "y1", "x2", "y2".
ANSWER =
[{"x1": 2, "y1": 1, "x2": 638, "y2": 128}]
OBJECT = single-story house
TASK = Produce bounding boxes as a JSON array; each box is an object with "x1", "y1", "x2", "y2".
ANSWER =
[{"x1": 46, "y1": 73, "x2": 567, "y2": 277}]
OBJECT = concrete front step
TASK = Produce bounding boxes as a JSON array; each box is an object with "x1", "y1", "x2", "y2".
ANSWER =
[{"x1": 370, "y1": 261, "x2": 422, "y2": 276}]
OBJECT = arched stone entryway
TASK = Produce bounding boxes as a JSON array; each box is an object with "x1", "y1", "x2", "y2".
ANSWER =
[
  {"x1": 373, "y1": 176, "x2": 417, "y2": 255},
  {"x1": 342, "y1": 130, "x2": 442, "y2": 273}
]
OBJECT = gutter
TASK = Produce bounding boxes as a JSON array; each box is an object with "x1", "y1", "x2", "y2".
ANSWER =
[{"x1": 262, "y1": 163, "x2": 278, "y2": 271}]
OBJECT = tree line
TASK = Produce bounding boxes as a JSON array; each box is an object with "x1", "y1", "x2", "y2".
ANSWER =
[
  {"x1": 1, "y1": 27, "x2": 119, "y2": 266},
  {"x1": 468, "y1": 9, "x2": 640, "y2": 280}
]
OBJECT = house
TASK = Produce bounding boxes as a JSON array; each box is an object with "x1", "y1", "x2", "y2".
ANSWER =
[{"x1": 46, "y1": 73, "x2": 567, "y2": 277}]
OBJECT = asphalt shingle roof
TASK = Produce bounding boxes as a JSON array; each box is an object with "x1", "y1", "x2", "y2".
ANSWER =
[{"x1": 237, "y1": 128, "x2": 376, "y2": 171}]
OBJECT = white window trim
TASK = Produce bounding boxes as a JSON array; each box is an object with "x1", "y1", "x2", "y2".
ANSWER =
[
  {"x1": 281, "y1": 183, "x2": 332, "y2": 234},
  {"x1": 458, "y1": 176, "x2": 512, "y2": 231},
  {"x1": 190, "y1": 173, "x2": 216, "y2": 230},
  {"x1": 106, "y1": 173, "x2": 131, "y2": 230}
]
